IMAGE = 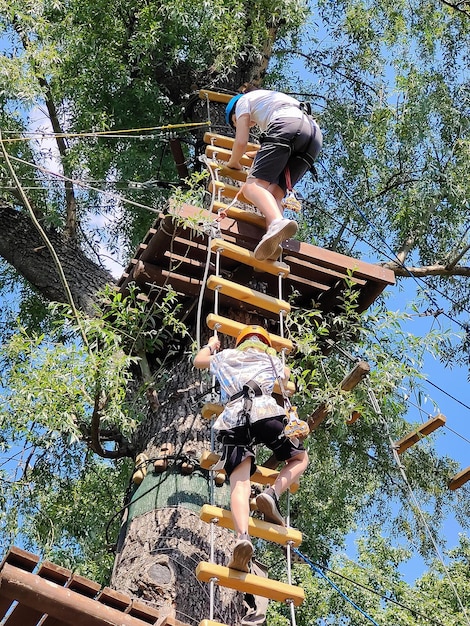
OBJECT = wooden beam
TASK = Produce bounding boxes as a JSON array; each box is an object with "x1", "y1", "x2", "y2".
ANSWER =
[
  {"x1": 211, "y1": 202, "x2": 266, "y2": 229},
  {"x1": 206, "y1": 276, "x2": 291, "y2": 316},
  {"x1": 393, "y1": 414, "x2": 446, "y2": 455},
  {"x1": 307, "y1": 361, "x2": 371, "y2": 431},
  {"x1": 200, "y1": 504, "x2": 302, "y2": 546},
  {"x1": 196, "y1": 562, "x2": 305, "y2": 606},
  {"x1": 0, "y1": 563, "x2": 158, "y2": 626},
  {"x1": 206, "y1": 159, "x2": 248, "y2": 183},
  {"x1": 199, "y1": 90, "x2": 233, "y2": 104},
  {"x1": 199, "y1": 621, "x2": 228, "y2": 626},
  {"x1": 448, "y1": 466, "x2": 470, "y2": 491},
  {"x1": 205, "y1": 144, "x2": 253, "y2": 167}
]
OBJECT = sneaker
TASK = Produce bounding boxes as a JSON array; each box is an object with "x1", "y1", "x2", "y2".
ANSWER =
[
  {"x1": 254, "y1": 219, "x2": 298, "y2": 261},
  {"x1": 256, "y1": 487, "x2": 285, "y2": 526},
  {"x1": 267, "y1": 245, "x2": 283, "y2": 262},
  {"x1": 227, "y1": 534, "x2": 253, "y2": 572}
]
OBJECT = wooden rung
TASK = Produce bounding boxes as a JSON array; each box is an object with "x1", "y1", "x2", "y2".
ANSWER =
[
  {"x1": 196, "y1": 562, "x2": 304, "y2": 606},
  {"x1": 199, "y1": 450, "x2": 298, "y2": 493},
  {"x1": 200, "y1": 504, "x2": 302, "y2": 546},
  {"x1": 210, "y1": 238, "x2": 290, "y2": 277},
  {"x1": 206, "y1": 159, "x2": 248, "y2": 182},
  {"x1": 206, "y1": 276, "x2": 291, "y2": 316},
  {"x1": 212, "y1": 202, "x2": 266, "y2": 229},
  {"x1": 201, "y1": 402, "x2": 223, "y2": 419},
  {"x1": 199, "y1": 621, "x2": 228, "y2": 626},
  {"x1": 204, "y1": 131, "x2": 260, "y2": 153},
  {"x1": 207, "y1": 313, "x2": 293, "y2": 354},
  {"x1": 208, "y1": 180, "x2": 252, "y2": 205},
  {"x1": 448, "y1": 466, "x2": 470, "y2": 491},
  {"x1": 394, "y1": 414, "x2": 446, "y2": 455},
  {"x1": 199, "y1": 90, "x2": 233, "y2": 104},
  {"x1": 205, "y1": 144, "x2": 253, "y2": 167}
]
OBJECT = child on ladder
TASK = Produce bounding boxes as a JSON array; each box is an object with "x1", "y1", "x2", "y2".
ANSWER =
[
  {"x1": 225, "y1": 87, "x2": 322, "y2": 262},
  {"x1": 194, "y1": 325, "x2": 309, "y2": 572}
]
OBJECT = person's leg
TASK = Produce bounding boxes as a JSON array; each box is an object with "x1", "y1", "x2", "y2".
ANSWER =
[
  {"x1": 273, "y1": 450, "x2": 309, "y2": 497},
  {"x1": 229, "y1": 456, "x2": 253, "y2": 538},
  {"x1": 242, "y1": 178, "x2": 284, "y2": 228}
]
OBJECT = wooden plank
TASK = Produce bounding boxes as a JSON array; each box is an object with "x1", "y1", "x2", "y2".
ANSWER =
[
  {"x1": 203, "y1": 131, "x2": 260, "y2": 153},
  {"x1": 449, "y1": 466, "x2": 470, "y2": 491},
  {"x1": 1, "y1": 547, "x2": 39, "y2": 572},
  {"x1": 199, "y1": 90, "x2": 233, "y2": 104},
  {"x1": 208, "y1": 180, "x2": 251, "y2": 205},
  {"x1": 205, "y1": 144, "x2": 253, "y2": 167},
  {"x1": 206, "y1": 313, "x2": 293, "y2": 354},
  {"x1": 394, "y1": 414, "x2": 446, "y2": 455},
  {"x1": 206, "y1": 160, "x2": 248, "y2": 183},
  {"x1": 211, "y1": 202, "x2": 265, "y2": 229},
  {"x1": 206, "y1": 276, "x2": 291, "y2": 316},
  {"x1": 196, "y1": 562, "x2": 304, "y2": 606},
  {"x1": 199, "y1": 621, "x2": 228, "y2": 626},
  {"x1": 200, "y1": 504, "x2": 302, "y2": 546},
  {"x1": 210, "y1": 238, "x2": 290, "y2": 277},
  {"x1": 199, "y1": 450, "x2": 298, "y2": 493}
]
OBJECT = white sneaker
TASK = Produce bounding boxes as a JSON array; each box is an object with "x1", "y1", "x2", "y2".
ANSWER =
[{"x1": 254, "y1": 219, "x2": 297, "y2": 261}]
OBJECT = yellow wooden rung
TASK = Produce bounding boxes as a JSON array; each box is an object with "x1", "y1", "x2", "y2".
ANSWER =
[
  {"x1": 199, "y1": 621, "x2": 228, "y2": 626},
  {"x1": 211, "y1": 239, "x2": 290, "y2": 277},
  {"x1": 201, "y1": 403, "x2": 223, "y2": 419},
  {"x1": 206, "y1": 276, "x2": 291, "y2": 316},
  {"x1": 196, "y1": 562, "x2": 305, "y2": 606},
  {"x1": 208, "y1": 180, "x2": 251, "y2": 204},
  {"x1": 206, "y1": 313, "x2": 293, "y2": 354},
  {"x1": 449, "y1": 466, "x2": 470, "y2": 491},
  {"x1": 206, "y1": 159, "x2": 248, "y2": 182},
  {"x1": 200, "y1": 504, "x2": 303, "y2": 546},
  {"x1": 199, "y1": 450, "x2": 298, "y2": 493},
  {"x1": 203, "y1": 131, "x2": 260, "y2": 153},
  {"x1": 199, "y1": 90, "x2": 233, "y2": 104},
  {"x1": 205, "y1": 144, "x2": 253, "y2": 167},
  {"x1": 212, "y1": 201, "x2": 266, "y2": 229},
  {"x1": 394, "y1": 414, "x2": 446, "y2": 455}
]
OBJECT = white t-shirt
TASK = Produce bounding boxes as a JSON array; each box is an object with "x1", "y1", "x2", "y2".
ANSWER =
[
  {"x1": 235, "y1": 90, "x2": 303, "y2": 131},
  {"x1": 209, "y1": 347, "x2": 287, "y2": 431}
]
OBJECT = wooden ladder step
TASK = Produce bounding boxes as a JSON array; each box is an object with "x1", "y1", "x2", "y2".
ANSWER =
[
  {"x1": 199, "y1": 450, "x2": 298, "y2": 493},
  {"x1": 394, "y1": 414, "x2": 446, "y2": 454},
  {"x1": 199, "y1": 620, "x2": 228, "y2": 626},
  {"x1": 449, "y1": 466, "x2": 470, "y2": 490},
  {"x1": 206, "y1": 276, "x2": 291, "y2": 316},
  {"x1": 196, "y1": 562, "x2": 304, "y2": 606},
  {"x1": 209, "y1": 180, "x2": 252, "y2": 205},
  {"x1": 199, "y1": 90, "x2": 233, "y2": 104},
  {"x1": 200, "y1": 504, "x2": 302, "y2": 546},
  {"x1": 206, "y1": 313, "x2": 294, "y2": 355},
  {"x1": 205, "y1": 144, "x2": 253, "y2": 167},
  {"x1": 203, "y1": 131, "x2": 260, "y2": 153},
  {"x1": 211, "y1": 201, "x2": 266, "y2": 229},
  {"x1": 206, "y1": 159, "x2": 248, "y2": 183},
  {"x1": 210, "y1": 238, "x2": 290, "y2": 277}
]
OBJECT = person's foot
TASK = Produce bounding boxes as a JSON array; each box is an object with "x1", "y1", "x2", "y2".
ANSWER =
[
  {"x1": 256, "y1": 487, "x2": 285, "y2": 526},
  {"x1": 227, "y1": 534, "x2": 253, "y2": 572},
  {"x1": 267, "y1": 245, "x2": 283, "y2": 261},
  {"x1": 254, "y1": 219, "x2": 297, "y2": 261}
]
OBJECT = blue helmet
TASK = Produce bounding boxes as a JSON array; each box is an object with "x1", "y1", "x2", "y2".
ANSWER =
[{"x1": 225, "y1": 93, "x2": 244, "y2": 127}]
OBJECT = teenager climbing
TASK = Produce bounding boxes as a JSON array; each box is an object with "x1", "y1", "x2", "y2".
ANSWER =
[
  {"x1": 225, "y1": 88, "x2": 322, "y2": 261},
  {"x1": 194, "y1": 325, "x2": 309, "y2": 573}
]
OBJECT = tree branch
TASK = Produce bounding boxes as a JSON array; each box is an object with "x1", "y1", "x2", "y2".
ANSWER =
[{"x1": 384, "y1": 261, "x2": 470, "y2": 277}]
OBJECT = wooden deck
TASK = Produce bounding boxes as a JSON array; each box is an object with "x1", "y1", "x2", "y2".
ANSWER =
[
  {"x1": 116, "y1": 202, "x2": 395, "y2": 336},
  {"x1": 0, "y1": 547, "x2": 189, "y2": 626}
]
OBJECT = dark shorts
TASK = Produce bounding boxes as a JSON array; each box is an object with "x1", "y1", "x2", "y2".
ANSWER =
[
  {"x1": 217, "y1": 416, "x2": 305, "y2": 477},
  {"x1": 250, "y1": 116, "x2": 322, "y2": 191}
]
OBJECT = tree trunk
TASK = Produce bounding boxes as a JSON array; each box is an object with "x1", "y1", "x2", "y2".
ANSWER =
[{"x1": 110, "y1": 340, "x2": 245, "y2": 624}]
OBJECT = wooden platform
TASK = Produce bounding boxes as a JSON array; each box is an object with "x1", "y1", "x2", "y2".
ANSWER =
[
  {"x1": 196, "y1": 562, "x2": 304, "y2": 606},
  {"x1": 116, "y1": 203, "x2": 395, "y2": 345},
  {"x1": 0, "y1": 547, "x2": 189, "y2": 626}
]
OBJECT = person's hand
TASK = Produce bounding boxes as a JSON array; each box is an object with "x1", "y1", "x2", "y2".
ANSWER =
[{"x1": 207, "y1": 336, "x2": 221, "y2": 352}]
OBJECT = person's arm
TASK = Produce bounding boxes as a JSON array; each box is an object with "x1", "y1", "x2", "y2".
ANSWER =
[
  {"x1": 193, "y1": 335, "x2": 221, "y2": 369},
  {"x1": 226, "y1": 113, "x2": 251, "y2": 170}
]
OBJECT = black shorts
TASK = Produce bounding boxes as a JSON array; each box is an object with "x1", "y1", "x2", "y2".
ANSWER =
[
  {"x1": 250, "y1": 116, "x2": 322, "y2": 191},
  {"x1": 217, "y1": 416, "x2": 305, "y2": 477}
]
